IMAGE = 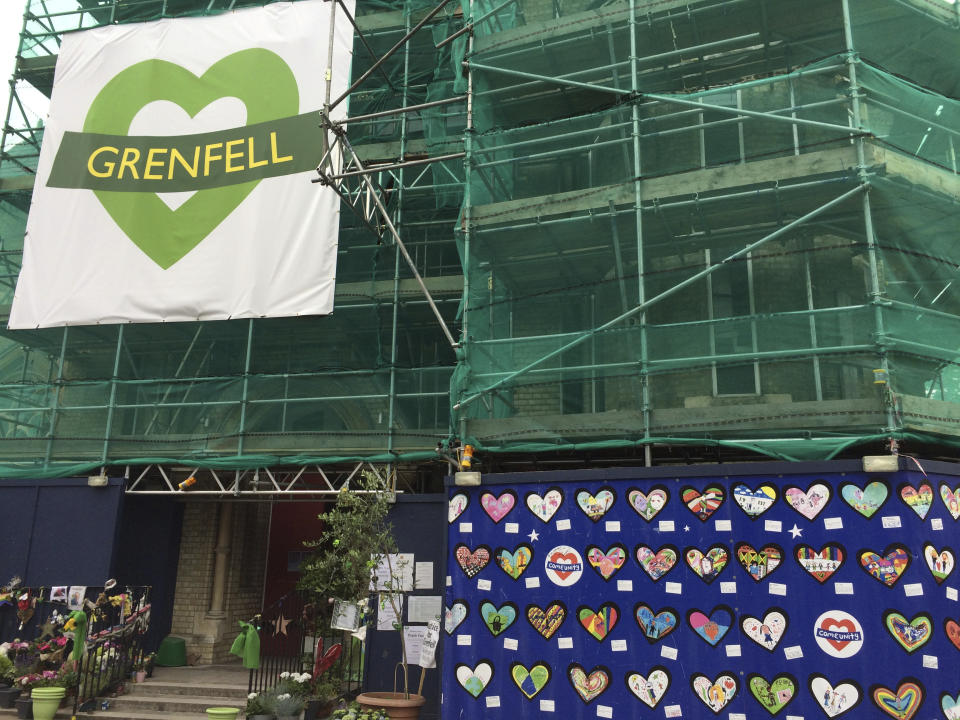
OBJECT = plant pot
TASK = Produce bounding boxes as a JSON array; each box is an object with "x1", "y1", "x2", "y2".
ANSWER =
[
  {"x1": 248, "y1": 715, "x2": 272, "y2": 720},
  {"x1": 30, "y1": 687, "x2": 65, "y2": 720},
  {"x1": 15, "y1": 695, "x2": 32, "y2": 719},
  {"x1": 0, "y1": 686, "x2": 22, "y2": 708},
  {"x1": 135, "y1": 670, "x2": 147, "y2": 683},
  {"x1": 304, "y1": 699, "x2": 335, "y2": 720},
  {"x1": 356, "y1": 692, "x2": 426, "y2": 720},
  {"x1": 204, "y1": 708, "x2": 240, "y2": 720}
]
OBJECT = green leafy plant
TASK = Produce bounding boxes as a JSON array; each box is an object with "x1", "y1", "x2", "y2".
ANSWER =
[
  {"x1": 273, "y1": 691, "x2": 305, "y2": 717},
  {"x1": 332, "y1": 701, "x2": 390, "y2": 720},
  {"x1": 0, "y1": 653, "x2": 14, "y2": 685},
  {"x1": 245, "y1": 691, "x2": 271, "y2": 716}
]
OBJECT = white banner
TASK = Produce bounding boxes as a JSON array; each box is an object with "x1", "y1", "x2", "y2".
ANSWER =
[{"x1": 10, "y1": 0, "x2": 353, "y2": 328}]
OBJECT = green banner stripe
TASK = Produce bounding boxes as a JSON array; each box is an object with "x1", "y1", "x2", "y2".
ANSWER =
[{"x1": 47, "y1": 111, "x2": 325, "y2": 192}]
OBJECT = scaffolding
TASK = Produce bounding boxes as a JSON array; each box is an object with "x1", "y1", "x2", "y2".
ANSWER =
[{"x1": 0, "y1": 0, "x2": 959, "y2": 483}]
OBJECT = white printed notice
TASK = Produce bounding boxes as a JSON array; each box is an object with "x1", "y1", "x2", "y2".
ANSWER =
[
  {"x1": 371, "y1": 553, "x2": 415, "y2": 592},
  {"x1": 376, "y1": 593, "x2": 402, "y2": 631},
  {"x1": 407, "y1": 595, "x2": 442, "y2": 623}
]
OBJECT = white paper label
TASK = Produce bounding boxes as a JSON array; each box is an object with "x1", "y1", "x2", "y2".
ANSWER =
[
  {"x1": 477, "y1": 578, "x2": 492, "y2": 591},
  {"x1": 823, "y1": 516, "x2": 843, "y2": 530},
  {"x1": 605, "y1": 520, "x2": 621, "y2": 532},
  {"x1": 445, "y1": 575, "x2": 452, "y2": 587},
  {"x1": 664, "y1": 706, "x2": 683, "y2": 718},
  {"x1": 540, "y1": 700, "x2": 555, "y2": 713},
  {"x1": 715, "y1": 519, "x2": 732, "y2": 532},
  {"x1": 503, "y1": 638, "x2": 518, "y2": 651},
  {"x1": 525, "y1": 576, "x2": 540, "y2": 589},
  {"x1": 769, "y1": 582, "x2": 787, "y2": 596},
  {"x1": 932, "y1": 518, "x2": 944, "y2": 531},
  {"x1": 947, "y1": 587, "x2": 958, "y2": 601},
  {"x1": 904, "y1": 583, "x2": 923, "y2": 597},
  {"x1": 784, "y1": 645, "x2": 803, "y2": 660},
  {"x1": 597, "y1": 705, "x2": 613, "y2": 718},
  {"x1": 725, "y1": 644, "x2": 741, "y2": 657},
  {"x1": 659, "y1": 520, "x2": 675, "y2": 532},
  {"x1": 459, "y1": 522, "x2": 473, "y2": 533},
  {"x1": 834, "y1": 582, "x2": 854, "y2": 595},
  {"x1": 720, "y1": 581, "x2": 737, "y2": 594},
  {"x1": 729, "y1": 714, "x2": 747, "y2": 720},
  {"x1": 881, "y1": 515, "x2": 902, "y2": 528},
  {"x1": 764, "y1": 519, "x2": 782, "y2": 533},
  {"x1": 661, "y1": 645, "x2": 678, "y2": 660},
  {"x1": 786, "y1": 716, "x2": 805, "y2": 720},
  {"x1": 558, "y1": 636, "x2": 573, "y2": 649},
  {"x1": 504, "y1": 522, "x2": 519, "y2": 534},
  {"x1": 923, "y1": 654, "x2": 938, "y2": 669},
  {"x1": 414, "y1": 562, "x2": 434, "y2": 590},
  {"x1": 611, "y1": 639, "x2": 627, "y2": 652},
  {"x1": 665, "y1": 582, "x2": 682, "y2": 595},
  {"x1": 486, "y1": 696, "x2": 500, "y2": 708},
  {"x1": 556, "y1": 518, "x2": 572, "y2": 531},
  {"x1": 617, "y1": 579, "x2": 634, "y2": 592},
  {"x1": 456, "y1": 635, "x2": 471, "y2": 646}
]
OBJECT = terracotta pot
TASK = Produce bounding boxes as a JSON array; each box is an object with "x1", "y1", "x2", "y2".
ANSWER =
[{"x1": 356, "y1": 692, "x2": 426, "y2": 720}]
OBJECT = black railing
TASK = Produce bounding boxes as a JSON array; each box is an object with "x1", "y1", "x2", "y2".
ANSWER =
[{"x1": 72, "y1": 607, "x2": 149, "y2": 715}]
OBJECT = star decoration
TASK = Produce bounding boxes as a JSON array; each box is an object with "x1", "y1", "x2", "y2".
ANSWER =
[
  {"x1": 274, "y1": 612, "x2": 291, "y2": 636},
  {"x1": 789, "y1": 523, "x2": 803, "y2": 539},
  {"x1": 683, "y1": 525, "x2": 690, "y2": 532},
  {"x1": 527, "y1": 529, "x2": 540, "y2": 542}
]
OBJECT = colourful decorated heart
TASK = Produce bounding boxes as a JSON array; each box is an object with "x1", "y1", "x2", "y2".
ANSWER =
[
  {"x1": 883, "y1": 611, "x2": 931, "y2": 653},
  {"x1": 480, "y1": 601, "x2": 517, "y2": 637},
  {"x1": 496, "y1": 544, "x2": 533, "y2": 580},
  {"x1": 511, "y1": 662, "x2": 550, "y2": 700},
  {"x1": 872, "y1": 680, "x2": 923, "y2": 720},
  {"x1": 795, "y1": 544, "x2": 845, "y2": 583},
  {"x1": 526, "y1": 488, "x2": 563, "y2": 523},
  {"x1": 635, "y1": 604, "x2": 677, "y2": 643},
  {"x1": 586, "y1": 544, "x2": 627, "y2": 581},
  {"x1": 627, "y1": 486, "x2": 668, "y2": 521},
  {"x1": 942, "y1": 484, "x2": 960, "y2": 520},
  {"x1": 578, "y1": 603, "x2": 619, "y2": 642},
  {"x1": 635, "y1": 545, "x2": 678, "y2": 581},
  {"x1": 526, "y1": 602, "x2": 566, "y2": 639},
  {"x1": 455, "y1": 661, "x2": 493, "y2": 698},
  {"x1": 682, "y1": 485, "x2": 725, "y2": 521},
  {"x1": 923, "y1": 543, "x2": 954, "y2": 584},
  {"x1": 944, "y1": 618, "x2": 960, "y2": 651},
  {"x1": 455, "y1": 544, "x2": 491, "y2": 578},
  {"x1": 692, "y1": 673, "x2": 737, "y2": 714},
  {"x1": 899, "y1": 482, "x2": 933, "y2": 520},
  {"x1": 448, "y1": 492, "x2": 469, "y2": 523},
  {"x1": 841, "y1": 481, "x2": 888, "y2": 518},
  {"x1": 736, "y1": 543, "x2": 783, "y2": 582},
  {"x1": 749, "y1": 674, "x2": 796, "y2": 715},
  {"x1": 741, "y1": 608, "x2": 788, "y2": 651},
  {"x1": 445, "y1": 601, "x2": 468, "y2": 635},
  {"x1": 576, "y1": 488, "x2": 615, "y2": 521},
  {"x1": 809, "y1": 675, "x2": 861, "y2": 717},
  {"x1": 942, "y1": 692, "x2": 960, "y2": 720},
  {"x1": 687, "y1": 606, "x2": 733, "y2": 646},
  {"x1": 625, "y1": 667, "x2": 670, "y2": 708},
  {"x1": 733, "y1": 483, "x2": 778, "y2": 519},
  {"x1": 784, "y1": 482, "x2": 831, "y2": 520},
  {"x1": 685, "y1": 545, "x2": 729, "y2": 584},
  {"x1": 481, "y1": 491, "x2": 516, "y2": 523},
  {"x1": 568, "y1": 664, "x2": 610, "y2": 703},
  {"x1": 859, "y1": 545, "x2": 910, "y2": 587}
]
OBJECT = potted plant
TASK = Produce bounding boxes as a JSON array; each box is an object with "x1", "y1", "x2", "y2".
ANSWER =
[
  {"x1": 273, "y1": 692, "x2": 305, "y2": 720},
  {"x1": 0, "y1": 653, "x2": 20, "y2": 707},
  {"x1": 244, "y1": 691, "x2": 272, "y2": 720},
  {"x1": 332, "y1": 701, "x2": 389, "y2": 720},
  {"x1": 16, "y1": 671, "x2": 63, "y2": 720}
]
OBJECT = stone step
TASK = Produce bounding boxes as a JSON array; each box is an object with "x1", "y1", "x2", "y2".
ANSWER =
[
  {"x1": 81, "y1": 711, "x2": 212, "y2": 720},
  {"x1": 104, "y1": 693, "x2": 246, "y2": 715},
  {"x1": 128, "y1": 680, "x2": 249, "y2": 699}
]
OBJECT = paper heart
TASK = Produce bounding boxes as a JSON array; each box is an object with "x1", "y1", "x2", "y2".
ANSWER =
[
  {"x1": 634, "y1": 604, "x2": 677, "y2": 643},
  {"x1": 859, "y1": 544, "x2": 911, "y2": 587},
  {"x1": 795, "y1": 544, "x2": 845, "y2": 583},
  {"x1": 749, "y1": 673, "x2": 797, "y2": 715},
  {"x1": 733, "y1": 483, "x2": 778, "y2": 519},
  {"x1": 784, "y1": 482, "x2": 831, "y2": 520},
  {"x1": 444, "y1": 601, "x2": 468, "y2": 635},
  {"x1": 736, "y1": 543, "x2": 783, "y2": 582},
  {"x1": 899, "y1": 482, "x2": 933, "y2": 520},
  {"x1": 568, "y1": 664, "x2": 610, "y2": 703},
  {"x1": 687, "y1": 606, "x2": 733, "y2": 646},
  {"x1": 635, "y1": 544, "x2": 678, "y2": 582},
  {"x1": 884, "y1": 611, "x2": 931, "y2": 653},
  {"x1": 586, "y1": 544, "x2": 627, "y2": 581},
  {"x1": 872, "y1": 680, "x2": 923, "y2": 720},
  {"x1": 923, "y1": 543, "x2": 955, "y2": 584},
  {"x1": 627, "y1": 486, "x2": 669, "y2": 521},
  {"x1": 944, "y1": 618, "x2": 960, "y2": 650},
  {"x1": 809, "y1": 675, "x2": 861, "y2": 717},
  {"x1": 455, "y1": 544, "x2": 492, "y2": 578},
  {"x1": 816, "y1": 611, "x2": 864, "y2": 656},
  {"x1": 942, "y1": 692, "x2": 960, "y2": 720},
  {"x1": 942, "y1": 484, "x2": 960, "y2": 520},
  {"x1": 625, "y1": 667, "x2": 670, "y2": 708},
  {"x1": 526, "y1": 488, "x2": 563, "y2": 523},
  {"x1": 578, "y1": 603, "x2": 619, "y2": 642},
  {"x1": 576, "y1": 488, "x2": 615, "y2": 521},
  {"x1": 685, "y1": 545, "x2": 729, "y2": 584},
  {"x1": 511, "y1": 662, "x2": 551, "y2": 700},
  {"x1": 496, "y1": 544, "x2": 533, "y2": 580},
  {"x1": 682, "y1": 485, "x2": 726, "y2": 521},
  {"x1": 481, "y1": 491, "x2": 516, "y2": 523},
  {"x1": 448, "y1": 492, "x2": 469, "y2": 523},
  {"x1": 841, "y1": 481, "x2": 888, "y2": 518},
  {"x1": 741, "y1": 608, "x2": 788, "y2": 651},
  {"x1": 692, "y1": 673, "x2": 737, "y2": 714},
  {"x1": 456, "y1": 661, "x2": 493, "y2": 698},
  {"x1": 526, "y1": 602, "x2": 566, "y2": 639},
  {"x1": 480, "y1": 601, "x2": 517, "y2": 637}
]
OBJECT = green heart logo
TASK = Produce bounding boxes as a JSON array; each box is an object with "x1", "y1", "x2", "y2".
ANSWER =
[
  {"x1": 748, "y1": 674, "x2": 796, "y2": 715},
  {"x1": 82, "y1": 48, "x2": 299, "y2": 268},
  {"x1": 883, "y1": 611, "x2": 932, "y2": 652},
  {"x1": 510, "y1": 662, "x2": 550, "y2": 699},
  {"x1": 479, "y1": 601, "x2": 517, "y2": 637}
]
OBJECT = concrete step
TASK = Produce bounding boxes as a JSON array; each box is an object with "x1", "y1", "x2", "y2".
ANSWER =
[
  {"x1": 128, "y1": 680, "x2": 248, "y2": 699},
  {"x1": 79, "y1": 711, "x2": 212, "y2": 720},
  {"x1": 104, "y1": 693, "x2": 246, "y2": 715}
]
